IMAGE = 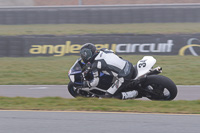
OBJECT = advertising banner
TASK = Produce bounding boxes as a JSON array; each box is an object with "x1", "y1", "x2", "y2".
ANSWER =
[{"x1": 0, "y1": 34, "x2": 200, "y2": 57}]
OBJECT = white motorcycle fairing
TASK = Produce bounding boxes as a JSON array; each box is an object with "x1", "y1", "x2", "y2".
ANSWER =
[{"x1": 135, "y1": 56, "x2": 156, "y2": 79}]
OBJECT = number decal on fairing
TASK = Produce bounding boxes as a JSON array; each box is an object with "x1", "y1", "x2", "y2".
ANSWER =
[
  {"x1": 138, "y1": 59, "x2": 147, "y2": 68},
  {"x1": 138, "y1": 63, "x2": 146, "y2": 68}
]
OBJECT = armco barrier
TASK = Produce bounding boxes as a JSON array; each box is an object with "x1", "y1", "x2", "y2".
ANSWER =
[
  {"x1": 1, "y1": 4, "x2": 200, "y2": 24},
  {"x1": 0, "y1": 34, "x2": 200, "y2": 57}
]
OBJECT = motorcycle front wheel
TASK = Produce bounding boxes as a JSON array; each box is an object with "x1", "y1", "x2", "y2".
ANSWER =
[
  {"x1": 68, "y1": 81, "x2": 78, "y2": 97},
  {"x1": 142, "y1": 75, "x2": 177, "y2": 101}
]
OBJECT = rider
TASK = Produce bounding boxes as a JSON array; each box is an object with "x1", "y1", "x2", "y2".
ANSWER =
[{"x1": 80, "y1": 43, "x2": 138, "y2": 100}]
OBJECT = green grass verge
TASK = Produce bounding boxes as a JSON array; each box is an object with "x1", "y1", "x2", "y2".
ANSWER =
[
  {"x1": 1, "y1": 23, "x2": 200, "y2": 35},
  {"x1": 0, "y1": 97, "x2": 200, "y2": 114},
  {"x1": 0, "y1": 55, "x2": 199, "y2": 85}
]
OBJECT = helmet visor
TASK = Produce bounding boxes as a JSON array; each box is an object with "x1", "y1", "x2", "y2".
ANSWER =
[{"x1": 80, "y1": 48, "x2": 92, "y2": 63}]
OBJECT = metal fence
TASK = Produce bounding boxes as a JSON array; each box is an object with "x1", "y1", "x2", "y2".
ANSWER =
[{"x1": 0, "y1": 4, "x2": 200, "y2": 24}]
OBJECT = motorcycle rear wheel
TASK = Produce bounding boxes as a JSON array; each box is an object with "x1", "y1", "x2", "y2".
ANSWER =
[{"x1": 142, "y1": 75, "x2": 177, "y2": 101}]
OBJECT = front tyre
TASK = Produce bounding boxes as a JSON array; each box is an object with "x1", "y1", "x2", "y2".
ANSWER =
[
  {"x1": 68, "y1": 81, "x2": 78, "y2": 97},
  {"x1": 142, "y1": 75, "x2": 177, "y2": 100}
]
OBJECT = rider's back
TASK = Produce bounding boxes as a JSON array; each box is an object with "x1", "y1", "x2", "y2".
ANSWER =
[{"x1": 93, "y1": 49, "x2": 132, "y2": 78}]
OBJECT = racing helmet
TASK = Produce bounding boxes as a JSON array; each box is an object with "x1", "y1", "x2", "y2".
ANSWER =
[{"x1": 80, "y1": 43, "x2": 97, "y2": 63}]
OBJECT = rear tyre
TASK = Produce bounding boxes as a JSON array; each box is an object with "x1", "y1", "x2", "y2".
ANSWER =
[{"x1": 142, "y1": 75, "x2": 177, "y2": 100}]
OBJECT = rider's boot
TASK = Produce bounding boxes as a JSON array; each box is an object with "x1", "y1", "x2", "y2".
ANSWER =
[{"x1": 121, "y1": 90, "x2": 138, "y2": 100}]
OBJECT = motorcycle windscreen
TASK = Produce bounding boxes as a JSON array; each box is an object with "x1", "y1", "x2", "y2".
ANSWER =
[
  {"x1": 69, "y1": 59, "x2": 83, "y2": 75},
  {"x1": 68, "y1": 59, "x2": 83, "y2": 83}
]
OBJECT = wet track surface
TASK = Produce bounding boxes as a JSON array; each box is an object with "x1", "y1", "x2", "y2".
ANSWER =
[{"x1": 0, "y1": 85, "x2": 199, "y2": 100}]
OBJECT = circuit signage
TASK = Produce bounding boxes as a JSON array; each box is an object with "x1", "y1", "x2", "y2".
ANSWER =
[
  {"x1": 28, "y1": 40, "x2": 174, "y2": 56},
  {"x1": 179, "y1": 38, "x2": 200, "y2": 56},
  {"x1": 0, "y1": 34, "x2": 200, "y2": 57}
]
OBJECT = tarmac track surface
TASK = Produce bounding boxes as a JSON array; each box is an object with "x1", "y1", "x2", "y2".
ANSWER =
[
  {"x1": 0, "y1": 85, "x2": 199, "y2": 100},
  {"x1": 0, "y1": 111, "x2": 199, "y2": 133},
  {"x1": 0, "y1": 85, "x2": 199, "y2": 133}
]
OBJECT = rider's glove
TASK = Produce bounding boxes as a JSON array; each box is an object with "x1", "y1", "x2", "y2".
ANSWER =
[
  {"x1": 86, "y1": 62, "x2": 91, "y2": 69},
  {"x1": 83, "y1": 69, "x2": 89, "y2": 78},
  {"x1": 82, "y1": 62, "x2": 91, "y2": 78}
]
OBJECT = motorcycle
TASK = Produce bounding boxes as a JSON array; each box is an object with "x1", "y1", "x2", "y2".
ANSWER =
[{"x1": 68, "y1": 56, "x2": 177, "y2": 100}]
